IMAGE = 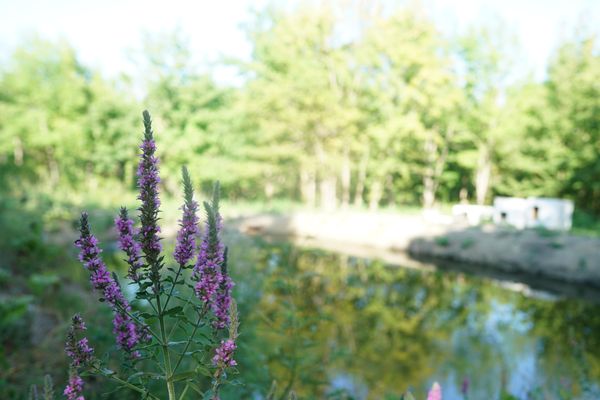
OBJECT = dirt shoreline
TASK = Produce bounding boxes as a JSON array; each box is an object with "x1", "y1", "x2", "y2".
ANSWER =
[{"x1": 231, "y1": 211, "x2": 600, "y2": 287}]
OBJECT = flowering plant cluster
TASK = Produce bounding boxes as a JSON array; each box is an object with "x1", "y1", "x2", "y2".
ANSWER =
[
  {"x1": 401, "y1": 382, "x2": 442, "y2": 400},
  {"x1": 63, "y1": 111, "x2": 238, "y2": 400}
]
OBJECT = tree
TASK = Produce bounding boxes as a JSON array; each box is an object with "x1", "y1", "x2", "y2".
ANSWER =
[
  {"x1": 0, "y1": 38, "x2": 139, "y2": 196},
  {"x1": 242, "y1": 4, "x2": 360, "y2": 209},
  {"x1": 357, "y1": 9, "x2": 461, "y2": 209},
  {"x1": 545, "y1": 35, "x2": 600, "y2": 212},
  {"x1": 456, "y1": 24, "x2": 515, "y2": 205},
  {"x1": 136, "y1": 31, "x2": 263, "y2": 200}
]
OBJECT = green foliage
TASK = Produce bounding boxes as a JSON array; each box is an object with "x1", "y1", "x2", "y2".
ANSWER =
[
  {"x1": 435, "y1": 237, "x2": 450, "y2": 247},
  {"x1": 546, "y1": 36, "x2": 600, "y2": 212},
  {"x1": 1, "y1": 4, "x2": 599, "y2": 215},
  {"x1": 27, "y1": 374, "x2": 57, "y2": 400},
  {"x1": 0, "y1": 38, "x2": 139, "y2": 195}
]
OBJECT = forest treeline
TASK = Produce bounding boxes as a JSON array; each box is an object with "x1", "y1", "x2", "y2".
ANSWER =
[{"x1": 1, "y1": 4, "x2": 599, "y2": 213}]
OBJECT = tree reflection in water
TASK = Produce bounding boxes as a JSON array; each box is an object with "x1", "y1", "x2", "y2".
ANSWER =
[{"x1": 225, "y1": 235, "x2": 600, "y2": 400}]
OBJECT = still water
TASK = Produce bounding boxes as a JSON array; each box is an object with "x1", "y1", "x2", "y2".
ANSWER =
[{"x1": 224, "y1": 234, "x2": 600, "y2": 400}]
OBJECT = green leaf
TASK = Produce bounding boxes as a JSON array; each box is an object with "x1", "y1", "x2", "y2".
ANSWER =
[
  {"x1": 170, "y1": 371, "x2": 196, "y2": 382},
  {"x1": 195, "y1": 365, "x2": 212, "y2": 377},
  {"x1": 164, "y1": 306, "x2": 183, "y2": 316},
  {"x1": 167, "y1": 340, "x2": 188, "y2": 346},
  {"x1": 99, "y1": 368, "x2": 115, "y2": 376},
  {"x1": 126, "y1": 371, "x2": 164, "y2": 382},
  {"x1": 401, "y1": 392, "x2": 416, "y2": 400},
  {"x1": 187, "y1": 382, "x2": 203, "y2": 395}
]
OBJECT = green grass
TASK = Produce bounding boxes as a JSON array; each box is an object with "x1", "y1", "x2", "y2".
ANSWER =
[
  {"x1": 571, "y1": 209, "x2": 600, "y2": 237},
  {"x1": 461, "y1": 238, "x2": 476, "y2": 249},
  {"x1": 18, "y1": 181, "x2": 600, "y2": 239},
  {"x1": 435, "y1": 237, "x2": 450, "y2": 247}
]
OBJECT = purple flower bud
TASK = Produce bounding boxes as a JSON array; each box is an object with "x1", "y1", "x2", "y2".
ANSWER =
[
  {"x1": 115, "y1": 207, "x2": 143, "y2": 281},
  {"x1": 65, "y1": 314, "x2": 94, "y2": 368},
  {"x1": 213, "y1": 250, "x2": 234, "y2": 330},
  {"x1": 461, "y1": 377, "x2": 469, "y2": 396},
  {"x1": 194, "y1": 194, "x2": 224, "y2": 312},
  {"x1": 212, "y1": 339, "x2": 237, "y2": 368},
  {"x1": 64, "y1": 373, "x2": 85, "y2": 400},
  {"x1": 193, "y1": 184, "x2": 235, "y2": 330},
  {"x1": 174, "y1": 167, "x2": 199, "y2": 266},
  {"x1": 72, "y1": 314, "x2": 86, "y2": 331},
  {"x1": 137, "y1": 111, "x2": 162, "y2": 272}
]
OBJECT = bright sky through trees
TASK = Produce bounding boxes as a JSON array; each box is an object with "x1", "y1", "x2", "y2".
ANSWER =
[{"x1": 0, "y1": 0, "x2": 598, "y2": 83}]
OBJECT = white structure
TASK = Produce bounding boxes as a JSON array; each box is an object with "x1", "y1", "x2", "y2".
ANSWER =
[{"x1": 493, "y1": 196, "x2": 574, "y2": 231}]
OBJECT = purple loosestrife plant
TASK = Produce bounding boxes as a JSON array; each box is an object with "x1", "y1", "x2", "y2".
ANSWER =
[
  {"x1": 64, "y1": 314, "x2": 93, "y2": 400},
  {"x1": 115, "y1": 207, "x2": 144, "y2": 282},
  {"x1": 138, "y1": 111, "x2": 162, "y2": 273},
  {"x1": 173, "y1": 166, "x2": 199, "y2": 267},
  {"x1": 64, "y1": 315, "x2": 94, "y2": 368},
  {"x1": 211, "y1": 300, "x2": 239, "y2": 398},
  {"x1": 193, "y1": 183, "x2": 235, "y2": 330},
  {"x1": 63, "y1": 375, "x2": 84, "y2": 400},
  {"x1": 75, "y1": 213, "x2": 148, "y2": 354},
  {"x1": 401, "y1": 383, "x2": 443, "y2": 400},
  {"x1": 64, "y1": 111, "x2": 239, "y2": 400}
]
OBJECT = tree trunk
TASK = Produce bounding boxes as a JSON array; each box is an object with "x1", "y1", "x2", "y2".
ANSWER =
[
  {"x1": 340, "y1": 149, "x2": 351, "y2": 208},
  {"x1": 422, "y1": 135, "x2": 438, "y2": 209},
  {"x1": 459, "y1": 187, "x2": 469, "y2": 204},
  {"x1": 46, "y1": 148, "x2": 60, "y2": 186},
  {"x1": 315, "y1": 141, "x2": 337, "y2": 210},
  {"x1": 13, "y1": 136, "x2": 23, "y2": 166},
  {"x1": 423, "y1": 174, "x2": 436, "y2": 209},
  {"x1": 300, "y1": 166, "x2": 316, "y2": 207},
  {"x1": 369, "y1": 179, "x2": 383, "y2": 211},
  {"x1": 319, "y1": 175, "x2": 337, "y2": 211},
  {"x1": 422, "y1": 130, "x2": 451, "y2": 209},
  {"x1": 264, "y1": 181, "x2": 275, "y2": 204},
  {"x1": 475, "y1": 144, "x2": 491, "y2": 205},
  {"x1": 353, "y1": 147, "x2": 369, "y2": 208}
]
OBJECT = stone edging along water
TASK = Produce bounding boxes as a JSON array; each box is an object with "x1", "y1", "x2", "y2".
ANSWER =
[{"x1": 230, "y1": 211, "x2": 600, "y2": 287}]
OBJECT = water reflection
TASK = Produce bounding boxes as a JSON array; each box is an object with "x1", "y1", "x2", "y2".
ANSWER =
[{"x1": 226, "y1": 234, "x2": 600, "y2": 400}]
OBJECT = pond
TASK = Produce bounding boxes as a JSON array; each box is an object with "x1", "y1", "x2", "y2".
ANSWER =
[{"x1": 224, "y1": 233, "x2": 600, "y2": 400}]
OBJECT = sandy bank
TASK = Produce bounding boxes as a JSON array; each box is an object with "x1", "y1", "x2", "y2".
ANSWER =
[{"x1": 231, "y1": 211, "x2": 600, "y2": 286}]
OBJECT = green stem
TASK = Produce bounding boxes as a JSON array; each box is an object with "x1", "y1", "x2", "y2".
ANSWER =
[
  {"x1": 177, "y1": 383, "x2": 190, "y2": 400},
  {"x1": 92, "y1": 367, "x2": 160, "y2": 400},
  {"x1": 156, "y1": 292, "x2": 176, "y2": 400},
  {"x1": 163, "y1": 263, "x2": 185, "y2": 312},
  {"x1": 171, "y1": 309, "x2": 206, "y2": 375},
  {"x1": 167, "y1": 292, "x2": 194, "y2": 340},
  {"x1": 211, "y1": 370, "x2": 223, "y2": 400}
]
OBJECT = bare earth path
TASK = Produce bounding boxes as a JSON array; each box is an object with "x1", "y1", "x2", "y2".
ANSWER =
[{"x1": 231, "y1": 211, "x2": 600, "y2": 287}]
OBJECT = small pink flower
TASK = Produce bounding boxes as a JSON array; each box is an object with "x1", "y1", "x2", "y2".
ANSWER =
[{"x1": 427, "y1": 382, "x2": 442, "y2": 400}]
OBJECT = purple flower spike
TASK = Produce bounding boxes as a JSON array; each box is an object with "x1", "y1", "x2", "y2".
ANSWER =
[
  {"x1": 75, "y1": 213, "x2": 149, "y2": 354},
  {"x1": 64, "y1": 373, "x2": 85, "y2": 400},
  {"x1": 115, "y1": 207, "x2": 143, "y2": 281},
  {"x1": 193, "y1": 184, "x2": 227, "y2": 318},
  {"x1": 213, "y1": 248, "x2": 234, "y2": 329},
  {"x1": 461, "y1": 377, "x2": 469, "y2": 396},
  {"x1": 212, "y1": 339, "x2": 237, "y2": 368},
  {"x1": 173, "y1": 166, "x2": 199, "y2": 266},
  {"x1": 193, "y1": 183, "x2": 234, "y2": 330},
  {"x1": 64, "y1": 314, "x2": 92, "y2": 400},
  {"x1": 137, "y1": 111, "x2": 162, "y2": 272},
  {"x1": 65, "y1": 314, "x2": 94, "y2": 368},
  {"x1": 72, "y1": 314, "x2": 86, "y2": 331}
]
